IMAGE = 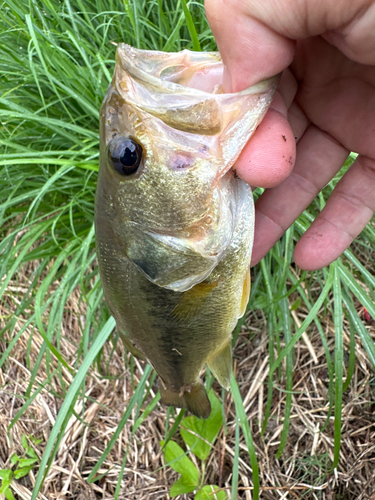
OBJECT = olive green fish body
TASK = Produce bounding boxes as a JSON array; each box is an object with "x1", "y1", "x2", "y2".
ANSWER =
[
  {"x1": 96, "y1": 174, "x2": 252, "y2": 415},
  {"x1": 95, "y1": 45, "x2": 278, "y2": 417}
]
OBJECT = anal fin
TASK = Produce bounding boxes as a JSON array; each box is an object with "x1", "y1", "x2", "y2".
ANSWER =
[
  {"x1": 207, "y1": 340, "x2": 232, "y2": 390},
  {"x1": 160, "y1": 380, "x2": 211, "y2": 419}
]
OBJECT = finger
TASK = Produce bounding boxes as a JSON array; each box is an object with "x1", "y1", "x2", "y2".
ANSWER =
[
  {"x1": 234, "y1": 94, "x2": 296, "y2": 188},
  {"x1": 322, "y1": 3, "x2": 375, "y2": 66},
  {"x1": 250, "y1": 124, "x2": 349, "y2": 266},
  {"x1": 292, "y1": 37, "x2": 375, "y2": 158},
  {"x1": 206, "y1": 0, "x2": 374, "y2": 91},
  {"x1": 288, "y1": 100, "x2": 310, "y2": 143},
  {"x1": 294, "y1": 154, "x2": 375, "y2": 270},
  {"x1": 234, "y1": 73, "x2": 304, "y2": 188},
  {"x1": 278, "y1": 69, "x2": 298, "y2": 110},
  {"x1": 205, "y1": 0, "x2": 295, "y2": 91}
]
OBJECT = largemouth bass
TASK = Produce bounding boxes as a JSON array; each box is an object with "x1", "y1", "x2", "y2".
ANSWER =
[{"x1": 95, "y1": 44, "x2": 278, "y2": 418}]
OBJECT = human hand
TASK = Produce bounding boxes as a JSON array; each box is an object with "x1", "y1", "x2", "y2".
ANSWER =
[{"x1": 206, "y1": 0, "x2": 375, "y2": 270}]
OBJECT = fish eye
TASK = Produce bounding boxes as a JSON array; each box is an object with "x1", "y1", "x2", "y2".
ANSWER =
[{"x1": 108, "y1": 136, "x2": 143, "y2": 176}]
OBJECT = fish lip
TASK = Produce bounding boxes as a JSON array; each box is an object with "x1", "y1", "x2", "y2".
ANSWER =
[{"x1": 116, "y1": 43, "x2": 281, "y2": 98}]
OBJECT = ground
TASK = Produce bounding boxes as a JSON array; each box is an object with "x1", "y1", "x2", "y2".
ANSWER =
[{"x1": 1, "y1": 263, "x2": 375, "y2": 500}]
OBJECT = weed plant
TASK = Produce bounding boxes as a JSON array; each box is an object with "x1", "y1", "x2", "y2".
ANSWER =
[{"x1": 1, "y1": 1, "x2": 375, "y2": 499}]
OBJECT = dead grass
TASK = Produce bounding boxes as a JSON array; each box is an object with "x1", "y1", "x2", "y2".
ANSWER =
[{"x1": 1, "y1": 261, "x2": 375, "y2": 500}]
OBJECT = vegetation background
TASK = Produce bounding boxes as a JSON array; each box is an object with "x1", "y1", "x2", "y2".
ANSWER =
[{"x1": 1, "y1": 1, "x2": 375, "y2": 499}]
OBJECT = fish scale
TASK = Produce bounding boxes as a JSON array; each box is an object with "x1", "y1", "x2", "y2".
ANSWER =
[{"x1": 95, "y1": 44, "x2": 279, "y2": 418}]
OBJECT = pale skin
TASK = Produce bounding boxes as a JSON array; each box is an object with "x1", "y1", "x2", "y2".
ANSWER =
[{"x1": 205, "y1": 0, "x2": 375, "y2": 270}]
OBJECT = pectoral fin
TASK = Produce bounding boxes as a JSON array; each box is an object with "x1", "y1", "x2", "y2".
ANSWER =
[
  {"x1": 171, "y1": 279, "x2": 219, "y2": 324},
  {"x1": 207, "y1": 340, "x2": 232, "y2": 390},
  {"x1": 239, "y1": 268, "x2": 251, "y2": 318},
  {"x1": 160, "y1": 380, "x2": 211, "y2": 419}
]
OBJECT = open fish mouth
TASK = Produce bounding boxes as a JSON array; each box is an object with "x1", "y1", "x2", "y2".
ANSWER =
[{"x1": 110, "y1": 43, "x2": 280, "y2": 168}]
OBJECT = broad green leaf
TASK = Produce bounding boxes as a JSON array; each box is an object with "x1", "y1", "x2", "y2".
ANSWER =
[
  {"x1": 30, "y1": 437, "x2": 43, "y2": 446},
  {"x1": 14, "y1": 467, "x2": 34, "y2": 479},
  {"x1": 0, "y1": 470, "x2": 13, "y2": 493},
  {"x1": 160, "y1": 440, "x2": 199, "y2": 486},
  {"x1": 5, "y1": 488, "x2": 16, "y2": 500},
  {"x1": 0, "y1": 469, "x2": 12, "y2": 482},
  {"x1": 17, "y1": 458, "x2": 38, "y2": 468},
  {"x1": 21, "y1": 435, "x2": 27, "y2": 449},
  {"x1": 180, "y1": 391, "x2": 223, "y2": 461},
  {"x1": 170, "y1": 476, "x2": 198, "y2": 497},
  {"x1": 26, "y1": 447, "x2": 38, "y2": 460},
  {"x1": 195, "y1": 485, "x2": 227, "y2": 500}
]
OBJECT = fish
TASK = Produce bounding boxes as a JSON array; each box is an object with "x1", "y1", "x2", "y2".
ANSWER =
[{"x1": 95, "y1": 44, "x2": 279, "y2": 418}]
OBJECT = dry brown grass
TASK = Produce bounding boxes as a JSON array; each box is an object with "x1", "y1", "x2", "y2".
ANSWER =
[{"x1": 1, "y1": 263, "x2": 375, "y2": 500}]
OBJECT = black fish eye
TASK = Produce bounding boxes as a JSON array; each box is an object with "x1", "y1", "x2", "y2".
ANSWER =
[{"x1": 108, "y1": 136, "x2": 143, "y2": 176}]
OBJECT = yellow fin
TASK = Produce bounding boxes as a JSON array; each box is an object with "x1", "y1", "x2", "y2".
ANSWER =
[
  {"x1": 171, "y1": 280, "x2": 218, "y2": 323},
  {"x1": 239, "y1": 268, "x2": 251, "y2": 318},
  {"x1": 160, "y1": 380, "x2": 211, "y2": 419},
  {"x1": 207, "y1": 340, "x2": 232, "y2": 390}
]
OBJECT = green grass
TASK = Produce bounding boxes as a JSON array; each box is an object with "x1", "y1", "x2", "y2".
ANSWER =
[{"x1": 1, "y1": 1, "x2": 375, "y2": 499}]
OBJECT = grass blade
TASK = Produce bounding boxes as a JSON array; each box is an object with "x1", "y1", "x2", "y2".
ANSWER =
[
  {"x1": 87, "y1": 363, "x2": 153, "y2": 482},
  {"x1": 181, "y1": 0, "x2": 201, "y2": 50},
  {"x1": 332, "y1": 261, "x2": 343, "y2": 470},
  {"x1": 275, "y1": 290, "x2": 293, "y2": 458},
  {"x1": 231, "y1": 373, "x2": 259, "y2": 500},
  {"x1": 31, "y1": 317, "x2": 115, "y2": 500}
]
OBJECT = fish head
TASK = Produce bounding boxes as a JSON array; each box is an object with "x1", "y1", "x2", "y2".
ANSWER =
[{"x1": 96, "y1": 44, "x2": 279, "y2": 292}]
